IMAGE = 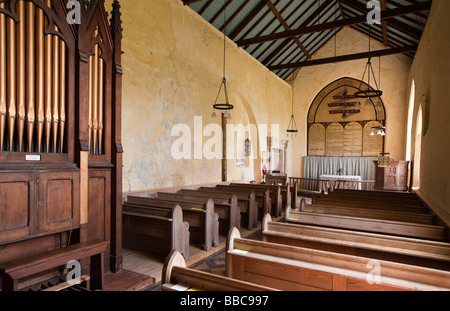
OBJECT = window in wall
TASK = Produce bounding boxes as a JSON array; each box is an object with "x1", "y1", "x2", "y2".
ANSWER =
[
  {"x1": 412, "y1": 105, "x2": 423, "y2": 189},
  {"x1": 406, "y1": 81, "x2": 415, "y2": 161}
]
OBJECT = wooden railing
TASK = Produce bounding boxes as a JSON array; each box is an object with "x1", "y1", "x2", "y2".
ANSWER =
[{"x1": 289, "y1": 177, "x2": 375, "y2": 194}]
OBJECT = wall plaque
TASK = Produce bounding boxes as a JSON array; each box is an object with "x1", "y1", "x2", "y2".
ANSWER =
[{"x1": 326, "y1": 123, "x2": 344, "y2": 156}]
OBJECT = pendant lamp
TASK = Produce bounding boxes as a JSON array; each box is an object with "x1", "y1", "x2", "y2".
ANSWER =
[
  {"x1": 355, "y1": 26, "x2": 383, "y2": 99},
  {"x1": 286, "y1": 96, "x2": 298, "y2": 137},
  {"x1": 212, "y1": 0, "x2": 233, "y2": 119}
]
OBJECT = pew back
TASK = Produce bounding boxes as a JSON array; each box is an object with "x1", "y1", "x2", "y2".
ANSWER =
[
  {"x1": 156, "y1": 192, "x2": 240, "y2": 232},
  {"x1": 285, "y1": 207, "x2": 447, "y2": 241},
  {"x1": 178, "y1": 189, "x2": 257, "y2": 229},
  {"x1": 122, "y1": 203, "x2": 190, "y2": 260},
  {"x1": 262, "y1": 214, "x2": 450, "y2": 271},
  {"x1": 299, "y1": 200, "x2": 435, "y2": 225},
  {"x1": 126, "y1": 196, "x2": 218, "y2": 251},
  {"x1": 227, "y1": 228, "x2": 450, "y2": 291}
]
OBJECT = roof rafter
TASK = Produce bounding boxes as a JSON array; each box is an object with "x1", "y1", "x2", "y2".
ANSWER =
[
  {"x1": 236, "y1": 1, "x2": 431, "y2": 47},
  {"x1": 269, "y1": 44, "x2": 418, "y2": 71},
  {"x1": 266, "y1": 1, "x2": 311, "y2": 59}
]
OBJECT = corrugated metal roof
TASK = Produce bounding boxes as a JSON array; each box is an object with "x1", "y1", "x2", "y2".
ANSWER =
[{"x1": 183, "y1": 0, "x2": 431, "y2": 81}]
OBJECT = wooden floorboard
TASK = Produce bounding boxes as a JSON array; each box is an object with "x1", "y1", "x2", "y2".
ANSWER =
[
  {"x1": 121, "y1": 219, "x2": 271, "y2": 284},
  {"x1": 114, "y1": 195, "x2": 307, "y2": 290},
  {"x1": 103, "y1": 269, "x2": 154, "y2": 291}
]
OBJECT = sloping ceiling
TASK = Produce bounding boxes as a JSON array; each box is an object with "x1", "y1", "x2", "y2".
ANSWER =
[{"x1": 183, "y1": 0, "x2": 431, "y2": 81}]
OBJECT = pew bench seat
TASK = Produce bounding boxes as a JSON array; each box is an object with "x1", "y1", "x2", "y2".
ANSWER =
[
  {"x1": 0, "y1": 240, "x2": 108, "y2": 291},
  {"x1": 285, "y1": 207, "x2": 447, "y2": 241},
  {"x1": 262, "y1": 214, "x2": 450, "y2": 271},
  {"x1": 227, "y1": 228, "x2": 450, "y2": 291}
]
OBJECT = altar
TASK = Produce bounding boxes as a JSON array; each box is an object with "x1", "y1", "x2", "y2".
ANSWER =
[
  {"x1": 303, "y1": 156, "x2": 377, "y2": 181},
  {"x1": 320, "y1": 175, "x2": 362, "y2": 190}
]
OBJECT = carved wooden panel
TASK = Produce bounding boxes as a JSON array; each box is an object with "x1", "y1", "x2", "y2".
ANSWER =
[
  {"x1": 0, "y1": 173, "x2": 36, "y2": 244},
  {"x1": 87, "y1": 170, "x2": 111, "y2": 246},
  {"x1": 39, "y1": 171, "x2": 80, "y2": 233}
]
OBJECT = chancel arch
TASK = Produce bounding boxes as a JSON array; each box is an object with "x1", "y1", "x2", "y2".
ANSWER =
[{"x1": 307, "y1": 77, "x2": 386, "y2": 157}]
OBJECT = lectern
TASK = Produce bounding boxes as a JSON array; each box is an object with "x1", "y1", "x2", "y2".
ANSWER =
[{"x1": 374, "y1": 161, "x2": 410, "y2": 192}]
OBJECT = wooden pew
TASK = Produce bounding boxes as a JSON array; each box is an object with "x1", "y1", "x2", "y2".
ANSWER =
[
  {"x1": 262, "y1": 214, "x2": 450, "y2": 271},
  {"x1": 0, "y1": 240, "x2": 108, "y2": 291},
  {"x1": 299, "y1": 199, "x2": 436, "y2": 225},
  {"x1": 231, "y1": 182, "x2": 299, "y2": 211},
  {"x1": 226, "y1": 183, "x2": 283, "y2": 217},
  {"x1": 312, "y1": 196, "x2": 429, "y2": 214},
  {"x1": 178, "y1": 189, "x2": 258, "y2": 229},
  {"x1": 226, "y1": 228, "x2": 450, "y2": 291},
  {"x1": 205, "y1": 186, "x2": 271, "y2": 221},
  {"x1": 122, "y1": 203, "x2": 190, "y2": 260},
  {"x1": 285, "y1": 206, "x2": 447, "y2": 241},
  {"x1": 316, "y1": 195, "x2": 424, "y2": 208},
  {"x1": 316, "y1": 189, "x2": 424, "y2": 207},
  {"x1": 333, "y1": 189, "x2": 420, "y2": 200},
  {"x1": 156, "y1": 192, "x2": 240, "y2": 233},
  {"x1": 161, "y1": 250, "x2": 277, "y2": 291},
  {"x1": 126, "y1": 196, "x2": 219, "y2": 251}
]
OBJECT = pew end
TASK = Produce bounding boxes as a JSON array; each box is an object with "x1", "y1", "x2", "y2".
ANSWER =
[
  {"x1": 262, "y1": 213, "x2": 272, "y2": 234},
  {"x1": 162, "y1": 250, "x2": 187, "y2": 286},
  {"x1": 161, "y1": 250, "x2": 278, "y2": 291}
]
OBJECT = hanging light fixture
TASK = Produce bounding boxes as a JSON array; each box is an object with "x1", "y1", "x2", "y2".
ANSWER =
[
  {"x1": 354, "y1": 57, "x2": 383, "y2": 99},
  {"x1": 212, "y1": 0, "x2": 233, "y2": 119},
  {"x1": 371, "y1": 125, "x2": 386, "y2": 136},
  {"x1": 286, "y1": 95, "x2": 298, "y2": 138},
  {"x1": 355, "y1": 26, "x2": 383, "y2": 100}
]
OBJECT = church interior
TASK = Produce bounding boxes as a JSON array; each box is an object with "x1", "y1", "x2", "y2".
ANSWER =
[{"x1": 0, "y1": 0, "x2": 450, "y2": 293}]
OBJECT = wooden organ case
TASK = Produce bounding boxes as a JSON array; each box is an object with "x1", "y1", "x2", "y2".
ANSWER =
[{"x1": 0, "y1": 0, "x2": 123, "y2": 287}]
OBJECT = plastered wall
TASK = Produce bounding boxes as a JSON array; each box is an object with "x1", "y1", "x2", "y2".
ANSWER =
[
  {"x1": 290, "y1": 27, "x2": 412, "y2": 177},
  {"x1": 408, "y1": 0, "x2": 450, "y2": 216},
  {"x1": 105, "y1": 0, "x2": 292, "y2": 192}
]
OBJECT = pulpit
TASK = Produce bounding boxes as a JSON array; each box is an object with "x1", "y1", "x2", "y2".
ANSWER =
[{"x1": 374, "y1": 161, "x2": 410, "y2": 192}]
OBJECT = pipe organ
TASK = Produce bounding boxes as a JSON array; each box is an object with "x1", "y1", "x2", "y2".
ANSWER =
[
  {"x1": 89, "y1": 29, "x2": 104, "y2": 156},
  {"x1": 0, "y1": 0, "x2": 67, "y2": 153},
  {"x1": 0, "y1": 0, "x2": 124, "y2": 285}
]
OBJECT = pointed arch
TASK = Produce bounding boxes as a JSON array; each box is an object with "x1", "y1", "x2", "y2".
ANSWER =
[{"x1": 307, "y1": 77, "x2": 386, "y2": 157}]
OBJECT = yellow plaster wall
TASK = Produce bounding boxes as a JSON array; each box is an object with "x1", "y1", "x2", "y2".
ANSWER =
[
  {"x1": 408, "y1": 0, "x2": 450, "y2": 216},
  {"x1": 290, "y1": 27, "x2": 412, "y2": 177},
  {"x1": 105, "y1": 0, "x2": 292, "y2": 192}
]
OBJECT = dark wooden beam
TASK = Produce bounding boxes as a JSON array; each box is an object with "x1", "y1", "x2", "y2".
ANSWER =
[
  {"x1": 220, "y1": 0, "x2": 249, "y2": 32},
  {"x1": 237, "y1": 1, "x2": 431, "y2": 47},
  {"x1": 268, "y1": 45, "x2": 417, "y2": 70},
  {"x1": 182, "y1": 0, "x2": 203, "y2": 5},
  {"x1": 266, "y1": 1, "x2": 311, "y2": 58},
  {"x1": 262, "y1": 0, "x2": 333, "y2": 65},
  {"x1": 381, "y1": 0, "x2": 388, "y2": 47},
  {"x1": 342, "y1": 0, "x2": 422, "y2": 41},
  {"x1": 228, "y1": 0, "x2": 270, "y2": 40},
  {"x1": 210, "y1": 0, "x2": 233, "y2": 25}
]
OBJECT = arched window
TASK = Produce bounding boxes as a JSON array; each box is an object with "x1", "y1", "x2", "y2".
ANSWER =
[
  {"x1": 406, "y1": 81, "x2": 415, "y2": 161},
  {"x1": 412, "y1": 105, "x2": 423, "y2": 189}
]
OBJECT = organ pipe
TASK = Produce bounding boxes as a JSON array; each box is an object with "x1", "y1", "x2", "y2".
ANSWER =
[
  {"x1": 59, "y1": 40, "x2": 66, "y2": 153},
  {"x1": 44, "y1": 0, "x2": 52, "y2": 153},
  {"x1": 0, "y1": 3, "x2": 6, "y2": 151},
  {"x1": 0, "y1": 0, "x2": 67, "y2": 154},
  {"x1": 36, "y1": 4, "x2": 45, "y2": 152},
  {"x1": 26, "y1": 1, "x2": 35, "y2": 152},
  {"x1": 16, "y1": 0, "x2": 26, "y2": 152},
  {"x1": 7, "y1": 4, "x2": 16, "y2": 152}
]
